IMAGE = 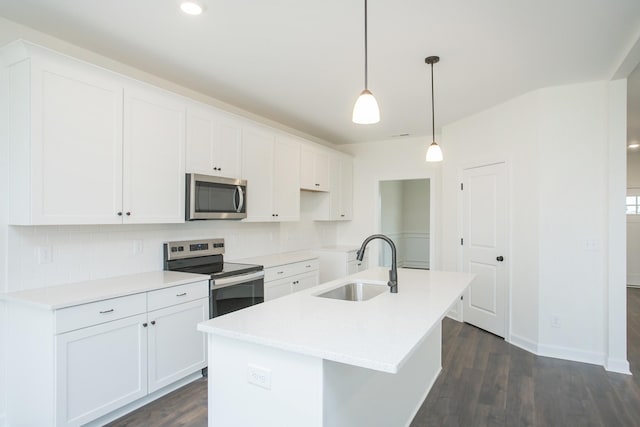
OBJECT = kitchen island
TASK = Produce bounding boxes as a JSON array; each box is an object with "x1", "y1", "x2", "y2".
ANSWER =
[{"x1": 197, "y1": 267, "x2": 474, "y2": 427}]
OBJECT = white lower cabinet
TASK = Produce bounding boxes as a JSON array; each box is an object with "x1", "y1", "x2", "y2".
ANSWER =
[
  {"x1": 55, "y1": 314, "x2": 148, "y2": 426},
  {"x1": 313, "y1": 248, "x2": 369, "y2": 283},
  {"x1": 147, "y1": 298, "x2": 208, "y2": 393},
  {"x1": 6, "y1": 279, "x2": 208, "y2": 427},
  {"x1": 264, "y1": 259, "x2": 319, "y2": 301}
]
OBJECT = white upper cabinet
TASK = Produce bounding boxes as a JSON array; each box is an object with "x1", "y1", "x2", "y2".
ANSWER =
[
  {"x1": 313, "y1": 153, "x2": 353, "y2": 221},
  {"x1": 300, "y1": 146, "x2": 329, "y2": 192},
  {"x1": 241, "y1": 126, "x2": 300, "y2": 222},
  {"x1": 3, "y1": 42, "x2": 125, "y2": 225},
  {"x1": 122, "y1": 84, "x2": 185, "y2": 224},
  {"x1": 186, "y1": 103, "x2": 242, "y2": 178},
  {"x1": 1, "y1": 40, "x2": 186, "y2": 225}
]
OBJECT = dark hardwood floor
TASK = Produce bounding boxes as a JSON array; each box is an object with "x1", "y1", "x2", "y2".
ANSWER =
[{"x1": 107, "y1": 288, "x2": 640, "y2": 427}]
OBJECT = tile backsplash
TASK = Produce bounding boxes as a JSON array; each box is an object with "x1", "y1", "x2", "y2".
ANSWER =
[{"x1": 5, "y1": 196, "x2": 336, "y2": 292}]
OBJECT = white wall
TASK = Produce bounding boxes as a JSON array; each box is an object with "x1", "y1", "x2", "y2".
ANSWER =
[
  {"x1": 442, "y1": 80, "x2": 628, "y2": 369},
  {"x1": 337, "y1": 137, "x2": 442, "y2": 271},
  {"x1": 442, "y1": 89, "x2": 540, "y2": 352}
]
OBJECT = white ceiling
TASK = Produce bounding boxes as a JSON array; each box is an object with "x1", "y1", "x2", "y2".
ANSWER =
[{"x1": 1, "y1": 0, "x2": 639, "y2": 144}]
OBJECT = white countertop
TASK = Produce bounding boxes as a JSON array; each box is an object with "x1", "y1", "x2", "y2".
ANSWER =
[
  {"x1": 311, "y1": 245, "x2": 361, "y2": 252},
  {"x1": 0, "y1": 271, "x2": 211, "y2": 310},
  {"x1": 198, "y1": 267, "x2": 474, "y2": 374},
  {"x1": 231, "y1": 251, "x2": 317, "y2": 269}
]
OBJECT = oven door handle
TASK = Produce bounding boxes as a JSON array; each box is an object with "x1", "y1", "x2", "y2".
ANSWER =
[{"x1": 213, "y1": 271, "x2": 265, "y2": 288}]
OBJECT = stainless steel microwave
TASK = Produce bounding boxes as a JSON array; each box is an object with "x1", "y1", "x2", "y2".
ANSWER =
[{"x1": 186, "y1": 174, "x2": 247, "y2": 220}]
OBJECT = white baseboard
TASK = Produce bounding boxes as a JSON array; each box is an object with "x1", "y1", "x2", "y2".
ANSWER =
[
  {"x1": 605, "y1": 357, "x2": 631, "y2": 374},
  {"x1": 537, "y1": 343, "x2": 604, "y2": 367},
  {"x1": 507, "y1": 333, "x2": 538, "y2": 355}
]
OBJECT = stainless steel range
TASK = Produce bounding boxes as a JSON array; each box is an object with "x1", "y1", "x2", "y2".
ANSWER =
[{"x1": 163, "y1": 238, "x2": 264, "y2": 318}]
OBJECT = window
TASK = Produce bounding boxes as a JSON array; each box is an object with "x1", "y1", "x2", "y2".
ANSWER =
[{"x1": 627, "y1": 196, "x2": 640, "y2": 214}]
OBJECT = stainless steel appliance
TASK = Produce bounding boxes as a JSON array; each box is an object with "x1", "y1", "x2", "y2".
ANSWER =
[
  {"x1": 163, "y1": 238, "x2": 264, "y2": 318},
  {"x1": 186, "y1": 174, "x2": 247, "y2": 220}
]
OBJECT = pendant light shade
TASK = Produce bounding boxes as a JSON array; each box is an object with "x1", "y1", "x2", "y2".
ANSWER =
[
  {"x1": 353, "y1": 89, "x2": 380, "y2": 124},
  {"x1": 425, "y1": 56, "x2": 443, "y2": 162},
  {"x1": 352, "y1": 0, "x2": 380, "y2": 124}
]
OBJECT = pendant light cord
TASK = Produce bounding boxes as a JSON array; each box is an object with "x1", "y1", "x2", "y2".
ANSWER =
[
  {"x1": 364, "y1": 0, "x2": 368, "y2": 90},
  {"x1": 430, "y1": 61, "x2": 435, "y2": 143}
]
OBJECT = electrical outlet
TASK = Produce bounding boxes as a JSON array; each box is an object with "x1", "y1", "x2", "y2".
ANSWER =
[
  {"x1": 37, "y1": 246, "x2": 53, "y2": 264},
  {"x1": 551, "y1": 316, "x2": 561, "y2": 328},
  {"x1": 247, "y1": 364, "x2": 272, "y2": 390},
  {"x1": 133, "y1": 239, "x2": 143, "y2": 255}
]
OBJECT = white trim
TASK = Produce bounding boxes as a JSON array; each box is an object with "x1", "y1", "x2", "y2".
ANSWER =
[
  {"x1": 537, "y1": 343, "x2": 605, "y2": 367},
  {"x1": 507, "y1": 333, "x2": 539, "y2": 355},
  {"x1": 605, "y1": 357, "x2": 631, "y2": 375}
]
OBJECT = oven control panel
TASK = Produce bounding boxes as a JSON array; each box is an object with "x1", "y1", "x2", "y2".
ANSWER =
[{"x1": 164, "y1": 238, "x2": 225, "y2": 260}]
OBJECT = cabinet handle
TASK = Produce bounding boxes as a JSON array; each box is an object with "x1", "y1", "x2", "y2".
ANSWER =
[
  {"x1": 117, "y1": 212, "x2": 122, "y2": 216},
  {"x1": 277, "y1": 271, "x2": 284, "y2": 275},
  {"x1": 99, "y1": 309, "x2": 114, "y2": 314},
  {"x1": 176, "y1": 292, "x2": 187, "y2": 297},
  {"x1": 143, "y1": 322, "x2": 148, "y2": 327},
  {"x1": 305, "y1": 265, "x2": 311, "y2": 268},
  {"x1": 151, "y1": 320, "x2": 156, "y2": 325},
  {"x1": 341, "y1": 214, "x2": 345, "y2": 217},
  {"x1": 126, "y1": 212, "x2": 131, "y2": 216}
]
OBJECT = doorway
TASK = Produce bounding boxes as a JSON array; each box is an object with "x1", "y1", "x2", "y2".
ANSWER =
[{"x1": 378, "y1": 179, "x2": 431, "y2": 269}]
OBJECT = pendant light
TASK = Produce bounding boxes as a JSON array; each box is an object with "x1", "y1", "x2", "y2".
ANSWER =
[
  {"x1": 425, "y1": 56, "x2": 443, "y2": 162},
  {"x1": 352, "y1": 0, "x2": 380, "y2": 124}
]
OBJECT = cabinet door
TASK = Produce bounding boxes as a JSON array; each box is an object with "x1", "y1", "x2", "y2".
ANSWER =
[
  {"x1": 293, "y1": 272, "x2": 319, "y2": 292},
  {"x1": 242, "y1": 126, "x2": 275, "y2": 221},
  {"x1": 186, "y1": 105, "x2": 242, "y2": 178},
  {"x1": 338, "y1": 156, "x2": 354, "y2": 220},
  {"x1": 55, "y1": 314, "x2": 147, "y2": 427},
  {"x1": 186, "y1": 104, "x2": 216, "y2": 175},
  {"x1": 123, "y1": 85, "x2": 186, "y2": 223},
  {"x1": 213, "y1": 115, "x2": 242, "y2": 178},
  {"x1": 273, "y1": 136, "x2": 300, "y2": 221},
  {"x1": 147, "y1": 298, "x2": 208, "y2": 393},
  {"x1": 28, "y1": 56, "x2": 124, "y2": 224},
  {"x1": 300, "y1": 147, "x2": 329, "y2": 191},
  {"x1": 264, "y1": 278, "x2": 293, "y2": 301}
]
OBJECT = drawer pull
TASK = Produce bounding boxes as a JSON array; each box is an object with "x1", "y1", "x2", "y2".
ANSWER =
[
  {"x1": 99, "y1": 309, "x2": 114, "y2": 314},
  {"x1": 305, "y1": 265, "x2": 311, "y2": 268},
  {"x1": 176, "y1": 292, "x2": 187, "y2": 297},
  {"x1": 151, "y1": 320, "x2": 156, "y2": 325},
  {"x1": 143, "y1": 322, "x2": 148, "y2": 327},
  {"x1": 277, "y1": 271, "x2": 284, "y2": 274}
]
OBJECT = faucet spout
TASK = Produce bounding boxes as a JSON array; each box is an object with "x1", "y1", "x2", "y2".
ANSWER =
[{"x1": 357, "y1": 234, "x2": 398, "y2": 293}]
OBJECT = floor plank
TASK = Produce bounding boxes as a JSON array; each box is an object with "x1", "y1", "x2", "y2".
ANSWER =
[{"x1": 109, "y1": 288, "x2": 640, "y2": 427}]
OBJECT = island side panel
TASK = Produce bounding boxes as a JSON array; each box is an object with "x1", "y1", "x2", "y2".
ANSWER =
[
  {"x1": 208, "y1": 334, "x2": 324, "y2": 427},
  {"x1": 323, "y1": 322, "x2": 442, "y2": 427}
]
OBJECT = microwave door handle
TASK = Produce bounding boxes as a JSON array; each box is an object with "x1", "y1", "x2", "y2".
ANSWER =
[{"x1": 235, "y1": 186, "x2": 245, "y2": 213}]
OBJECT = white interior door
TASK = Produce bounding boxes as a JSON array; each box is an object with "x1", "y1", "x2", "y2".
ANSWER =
[{"x1": 462, "y1": 162, "x2": 507, "y2": 337}]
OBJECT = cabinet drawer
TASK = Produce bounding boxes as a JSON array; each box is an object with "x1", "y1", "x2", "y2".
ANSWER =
[
  {"x1": 55, "y1": 293, "x2": 146, "y2": 334},
  {"x1": 290, "y1": 259, "x2": 319, "y2": 276},
  {"x1": 264, "y1": 259, "x2": 319, "y2": 282},
  {"x1": 264, "y1": 264, "x2": 295, "y2": 282},
  {"x1": 147, "y1": 280, "x2": 209, "y2": 312}
]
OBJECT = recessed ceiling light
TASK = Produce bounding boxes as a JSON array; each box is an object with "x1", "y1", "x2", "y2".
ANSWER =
[
  {"x1": 180, "y1": 1, "x2": 204, "y2": 15},
  {"x1": 629, "y1": 142, "x2": 640, "y2": 149}
]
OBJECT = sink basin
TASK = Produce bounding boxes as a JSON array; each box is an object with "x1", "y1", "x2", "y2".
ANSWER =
[{"x1": 316, "y1": 280, "x2": 387, "y2": 302}]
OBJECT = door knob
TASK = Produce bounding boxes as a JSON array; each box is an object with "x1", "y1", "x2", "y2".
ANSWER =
[{"x1": 496, "y1": 256, "x2": 504, "y2": 262}]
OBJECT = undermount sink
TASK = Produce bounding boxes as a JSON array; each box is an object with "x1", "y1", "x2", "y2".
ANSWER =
[{"x1": 316, "y1": 280, "x2": 387, "y2": 302}]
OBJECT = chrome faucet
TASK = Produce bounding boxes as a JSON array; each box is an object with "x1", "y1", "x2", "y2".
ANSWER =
[{"x1": 356, "y1": 234, "x2": 398, "y2": 293}]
